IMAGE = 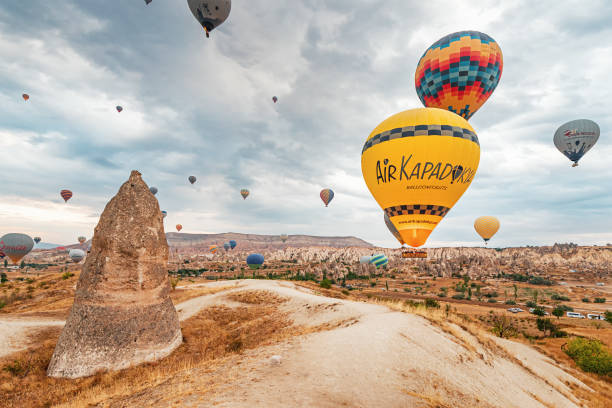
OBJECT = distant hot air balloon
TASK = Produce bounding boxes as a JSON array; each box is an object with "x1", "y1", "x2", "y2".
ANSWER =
[
  {"x1": 33, "y1": 237, "x2": 41, "y2": 244},
  {"x1": 60, "y1": 189, "x2": 73, "y2": 202},
  {"x1": 0, "y1": 233, "x2": 34, "y2": 264},
  {"x1": 0, "y1": 249, "x2": 5, "y2": 259},
  {"x1": 272, "y1": 96, "x2": 278, "y2": 103},
  {"x1": 553, "y1": 119, "x2": 599, "y2": 167},
  {"x1": 150, "y1": 186, "x2": 158, "y2": 195},
  {"x1": 362, "y1": 108, "x2": 480, "y2": 247},
  {"x1": 209, "y1": 245, "x2": 218, "y2": 254},
  {"x1": 359, "y1": 255, "x2": 372, "y2": 264},
  {"x1": 187, "y1": 0, "x2": 231, "y2": 38},
  {"x1": 78, "y1": 236, "x2": 86, "y2": 245},
  {"x1": 57, "y1": 246, "x2": 66, "y2": 251},
  {"x1": 176, "y1": 224, "x2": 182, "y2": 232},
  {"x1": 369, "y1": 254, "x2": 388, "y2": 269},
  {"x1": 188, "y1": 175, "x2": 197, "y2": 184},
  {"x1": 280, "y1": 234, "x2": 288, "y2": 243},
  {"x1": 474, "y1": 216, "x2": 500, "y2": 244},
  {"x1": 320, "y1": 189, "x2": 334, "y2": 207},
  {"x1": 116, "y1": 106, "x2": 123, "y2": 113},
  {"x1": 69, "y1": 249, "x2": 85, "y2": 263},
  {"x1": 22, "y1": 93, "x2": 29, "y2": 101},
  {"x1": 246, "y1": 253, "x2": 264, "y2": 269},
  {"x1": 229, "y1": 240, "x2": 236, "y2": 249},
  {"x1": 384, "y1": 212, "x2": 404, "y2": 245},
  {"x1": 240, "y1": 189, "x2": 249, "y2": 200},
  {"x1": 161, "y1": 210, "x2": 167, "y2": 219},
  {"x1": 415, "y1": 31, "x2": 503, "y2": 120},
  {"x1": 145, "y1": 0, "x2": 152, "y2": 4},
  {"x1": 223, "y1": 242, "x2": 230, "y2": 251}
]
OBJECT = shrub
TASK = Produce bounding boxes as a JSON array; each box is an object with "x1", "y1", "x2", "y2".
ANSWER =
[
  {"x1": 490, "y1": 314, "x2": 518, "y2": 338},
  {"x1": 605, "y1": 311, "x2": 612, "y2": 323},
  {"x1": 526, "y1": 301, "x2": 537, "y2": 308},
  {"x1": 564, "y1": 338, "x2": 612, "y2": 377},
  {"x1": 505, "y1": 300, "x2": 516, "y2": 305},
  {"x1": 487, "y1": 299, "x2": 497, "y2": 303},
  {"x1": 536, "y1": 318, "x2": 556, "y2": 336},
  {"x1": 369, "y1": 281, "x2": 376, "y2": 288},
  {"x1": 594, "y1": 298, "x2": 606, "y2": 303},
  {"x1": 403, "y1": 288, "x2": 411, "y2": 292},
  {"x1": 452, "y1": 294, "x2": 465, "y2": 300},
  {"x1": 582, "y1": 297, "x2": 590, "y2": 303},
  {"x1": 532, "y1": 307, "x2": 546, "y2": 316},
  {"x1": 341, "y1": 289, "x2": 350, "y2": 296},
  {"x1": 437, "y1": 292, "x2": 446, "y2": 298},
  {"x1": 61, "y1": 272, "x2": 74, "y2": 280},
  {"x1": 425, "y1": 298, "x2": 440, "y2": 309},
  {"x1": 320, "y1": 279, "x2": 332, "y2": 289},
  {"x1": 170, "y1": 277, "x2": 180, "y2": 290},
  {"x1": 551, "y1": 294, "x2": 570, "y2": 301},
  {"x1": 0, "y1": 273, "x2": 7, "y2": 283}
]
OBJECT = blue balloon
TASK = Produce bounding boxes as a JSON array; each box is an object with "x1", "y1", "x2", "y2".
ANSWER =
[
  {"x1": 246, "y1": 253, "x2": 264, "y2": 269},
  {"x1": 229, "y1": 240, "x2": 237, "y2": 249}
]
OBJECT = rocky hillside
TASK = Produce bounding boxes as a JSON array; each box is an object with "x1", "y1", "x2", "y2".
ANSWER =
[{"x1": 165, "y1": 232, "x2": 372, "y2": 249}]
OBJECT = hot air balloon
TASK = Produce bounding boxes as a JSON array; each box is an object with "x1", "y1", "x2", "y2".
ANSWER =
[
  {"x1": 60, "y1": 189, "x2": 73, "y2": 202},
  {"x1": 320, "y1": 189, "x2": 334, "y2": 207},
  {"x1": 187, "y1": 0, "x2": 231, "y2": 38},
  {"x1": 209, "y1": 245, "x2": 218, "y2": 254},
  {"x1": 359, "y1": 255, "x2": 372, "y2": 264},
  {"x1": 188, "y1": 175, "x2": 197, "y2": 184},
  {"x1": 369, "y1": 254, "x2": 388, "y2": 269},
  {"x1": 69, "y1": 249, "x2": 85, "y2": 263},
  {"x1": 272, "y1": 96, "x2": 278, "y2": 103},
  {"x1": 145, "y1": 0, "x2": 152, "y2": 4},
  {"x1": 176, "y1": 224, "x2": 182, "y2": 232},
  {"x1": 0, "y1": 233, "x2": 34, "y2": 264},
  {"x1": 280, "y1": 234, "x2": 288, "y2": 243},
  {"x1": 150, "y1": 186, "x2": 158, "y2": 195},
  {"x1": 116, "y1": 105, "x2": 123, "y2": 113},
  {"x1": 0, "y1": 249, "x2": 5, "y2": 259},
  {"x1": 553, "y1": 119, "x2": 599, "y2": 167},
  {"x1": 161, "y1": 210, "x2": 167, "y2": 218},
  {"x1": 33, "y1": 237, "x2": 41, "y2": 244},
  {"x1": 223, "y1": 242, "x2": 230, "y2": 251},
  {"x1": 22, "y1": 93, "x2": 29, "y2": 101},
  {"x1": 240, "y1": 189, "x2": 249, "y2": 200},
  {"x1": 246, "y1": 253, "x2": 264, "y2": 269},
  {"x1": 361, "y1": 107, "x2": 480, "y2": 248},
  {"x1": 384, "y1": 212, "x2": 404, "y2": 245},
  {"x1": 78, "y1": 236, "x2": 86, "y2": 245},
  {"x1": 229, "y1": 240, "x2": 236, "y2": 249},
  {"x1": 57, "y1": 246, "x2": 66, "y2": 251},
  {"x1": 415, "y1": 31, "x2": 503, "y2": 120},
  {"x1": 474, "y1": 216, "x2": 500, "y2": 244}
]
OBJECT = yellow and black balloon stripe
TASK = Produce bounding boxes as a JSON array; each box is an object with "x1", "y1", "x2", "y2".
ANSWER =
[{"x1": 361, "y1": 108, "x2": 480, "y2": 247}]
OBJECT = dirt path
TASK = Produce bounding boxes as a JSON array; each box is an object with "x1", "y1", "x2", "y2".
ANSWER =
[{"x1": 0, "y1": 317, "x2": 64, "y2": 357}]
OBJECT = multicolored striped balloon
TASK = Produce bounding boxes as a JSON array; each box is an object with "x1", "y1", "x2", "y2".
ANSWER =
[
  {"x1": 209, "y1": 245, "x2": 218, "y2": 254},
  {"x1": 116, "y1": 105, "x2": 123, "y2": 113},
  {"x1": 161, "y1": 210, "x2": 167, "y2": 218},
  {"x1": 0, "y1": 233, "x2": 34, "y2": 264},
  {"x1": 240, "y1": 189, "x2": 249, "y2": 199},
  {"x1": 415, "y1": 31, "x2": 503, "y2": 120},
  {"x1": 369, "y1": 253, "x2": 388, "y2": 269},
  {"x1": 320, "y1": 188, "x2": 334, "y2": 207},
  {"x1": 60, "y1": 189, "x2": 73, "y2": 202}
]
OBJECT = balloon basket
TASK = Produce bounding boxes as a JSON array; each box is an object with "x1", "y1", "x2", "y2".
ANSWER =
[{"x1": 402, "y1": 249, "x2": 428, "y2": 259}]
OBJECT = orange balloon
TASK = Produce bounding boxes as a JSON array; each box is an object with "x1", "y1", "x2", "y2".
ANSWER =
[{"x1": 176, "y1": 224, "x2": 182, "y2": 232}]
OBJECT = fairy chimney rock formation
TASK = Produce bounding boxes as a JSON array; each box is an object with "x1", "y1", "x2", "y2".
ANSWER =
[{"x1": 47, "y1": 170, "x2": 181, "y2": 379}]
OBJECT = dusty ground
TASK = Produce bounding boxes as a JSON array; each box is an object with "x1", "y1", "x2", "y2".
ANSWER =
[{"x1": 1, "y1": 279, "x2": 609, "y2": 407}]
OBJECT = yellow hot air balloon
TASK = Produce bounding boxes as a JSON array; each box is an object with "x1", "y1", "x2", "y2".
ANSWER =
[
  {"x1": 474, "y1": 216, "x2": 499, "y2": 244},
  {"x1": 361, "y1": 108, "x2": 480, "y2": 247}
]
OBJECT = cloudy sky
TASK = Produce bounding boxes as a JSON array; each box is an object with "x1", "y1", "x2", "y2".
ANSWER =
[{"x1": 0, "y1": 0, "x2": 610, "y2": 248}]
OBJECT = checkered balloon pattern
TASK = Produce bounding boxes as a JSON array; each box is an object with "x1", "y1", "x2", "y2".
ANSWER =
[{"x1": 415, "y1": 31, "x2": 503, "y2": 120}]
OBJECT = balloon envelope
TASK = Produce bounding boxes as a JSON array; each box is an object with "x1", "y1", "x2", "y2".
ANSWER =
[
  {"x1": 78, "y1": 236, "x2": 86, "y2": 244},
  {"x1": 320, "y1": 189, "x2": 334, "y2": 207},
  {"x1": 359, "y1": 255, "x2": 372, "y2": 264},
  {"x1": 474, "y1": 216, "x2": 500, "y2": 242},
  {"x1": 553, "y1": 119, "x2": 599, "y2": 165},
  {"x1": 415, "y1": 31, "x2": 503, "y2": 120},
  {"x1": 280, "y1": 234, "x2": 288, "y2": 243},
  {"x1": 246, "y1": 253, "x2": 264, "y2": 269},
  {"x1": 116, "y1": 105, "x2": 123, "y2": 112},
  {"x1": 188, "y1": 176, "x2": 196, "y2": 184},
  {"x1": 209, "y1": 245, "x2": 218, "y2": 254},
  {"x1": 161, "y1": 210, "x2": 167, "y2": 218},
  {"x1": 361, "y1": 108, "x2": 480, "y2": 247},
  {"x1": 176, "y1": 224, "x2": 182, "y2": 232},
  {"x1": 22, "y1": 93, "x2": 29, "y2": 101},
  {"x1": 229, "y1": 240, "x2": 237, "y2": 249},
  {"x1": 369, "y1": 254, "x2": 388, "y2": 269},
  {"x1": 60, "y1": 189, "x2": 73, "y2": 202},
  {"x1": 69, "y1": 249, "x2": 86, "y2": 263},
  {"x1": 187, "y1": 0, "x2": 231, "y2": 36},
  {"x1": 223, "y1": 242, "x2": 230, "y2": 251},
  {"x1": 149, "y1": 187, "x2": 158, "y2": 195},
  {"x1": 240, "y1": 189, "x2": 249, "y2": 199},
  {"x1": 0, "y1": 233, "x2": 34, "y2": 264},
  {"x1": 33, "y1": 237, "x2": 41, "y2": 244},
  {"x1": 384, "y1": 212, "x2": 404, "y2": 245},
  {"x1": 272, "y1": 96, "x2": 278, "y2": 103}
]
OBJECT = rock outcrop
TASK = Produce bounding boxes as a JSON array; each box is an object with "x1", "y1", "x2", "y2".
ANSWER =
[{"x1": 48, "y1": 171, "x2": 181, "y2": 379}]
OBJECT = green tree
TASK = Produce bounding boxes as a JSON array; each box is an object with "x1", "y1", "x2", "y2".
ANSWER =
[
  {"x1": 20, "y1": 260, "x2": 25, "y2": 269},
  {"x1": 536, "y1": 318, "x2": 556, "y2": 337},
  {"x1": 385, "y1": 281, "x2": 389, "y2": 291},
  {"x1": 552, "y1": 306, "x2": 564, "y2": 319},
  {"x1": 532, "y1": 289, "x2": 538, "y2": 305},
  {"x1": 3, "y1": 259, "x2": 7, "y2": 267},
  {"x1": 513, "y1": 284, "x2": 518, "y2": 301},
  {"x1": 604, "y1": 311, "x2": 612, "y2": 324}
]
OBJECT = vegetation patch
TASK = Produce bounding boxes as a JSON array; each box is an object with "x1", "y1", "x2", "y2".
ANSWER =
[{"x1": 564, "y1": 338, "x2": 612, "y2": 377}]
